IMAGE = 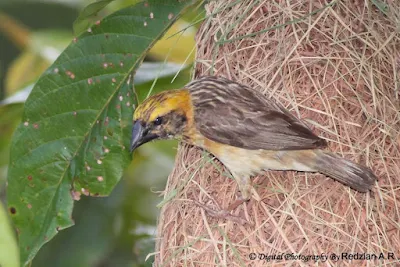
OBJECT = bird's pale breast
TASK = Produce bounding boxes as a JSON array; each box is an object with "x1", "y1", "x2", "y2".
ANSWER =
[{"x1": 191, "y1": 136, "x2": 315, "y2": 179}]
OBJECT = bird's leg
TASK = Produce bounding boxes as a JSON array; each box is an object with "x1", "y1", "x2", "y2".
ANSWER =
[
  {"x1": 227, "y1": 196, "x2": 248, "y2": 211},
  {"x1": 194, "y1": 175, "x2": 252, "y2": 225},
  {"x1": 236, "y1": 175, "x2": 252, "y2": 201},
  {"x1": 225, "y1": 174, "x2": 252, "y2": 210}
]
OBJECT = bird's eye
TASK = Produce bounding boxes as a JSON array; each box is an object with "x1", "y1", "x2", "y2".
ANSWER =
[{"x1": 154, "y1": 117, "x2": 163, "y2": 126}]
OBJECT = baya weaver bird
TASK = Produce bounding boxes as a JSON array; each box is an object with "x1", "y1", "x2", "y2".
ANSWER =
[{"x1": 130, "y1": 76, "x2": 376, "y2": 205}]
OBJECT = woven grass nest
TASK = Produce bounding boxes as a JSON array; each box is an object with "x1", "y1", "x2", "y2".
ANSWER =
[{"x1": 153, "y1": 1, "x2": 400, "y2": 266}]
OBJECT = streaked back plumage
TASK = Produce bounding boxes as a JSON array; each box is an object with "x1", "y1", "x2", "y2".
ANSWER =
[{"x1": 187, "y1": 76, "x2": 327, "y2": 150}]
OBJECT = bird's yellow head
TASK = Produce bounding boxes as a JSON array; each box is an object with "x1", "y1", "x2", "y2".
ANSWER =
[{"x1": 130, "y1": 89, "x2": 192, "y2": 151}]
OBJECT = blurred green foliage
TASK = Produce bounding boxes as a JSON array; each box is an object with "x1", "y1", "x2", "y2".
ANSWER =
[{"x1": 0, "y1": 0, "x2": 202, "y2": 266}]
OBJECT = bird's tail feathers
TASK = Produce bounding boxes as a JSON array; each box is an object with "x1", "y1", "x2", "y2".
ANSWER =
[{"x1": 312, "y1": 150, "x2": 376, "y2": 192}]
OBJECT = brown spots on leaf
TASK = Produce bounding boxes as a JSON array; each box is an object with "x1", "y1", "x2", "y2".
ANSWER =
[
  {"x1": 71, "y1": 190, "x2": 81, "y2": 201},
  {"x1": 95, "y1": 20, "x2": 101, "y2": 26},
  {"x1": 81, "y1": 188, "x2": 89, "y2": 196},
  {"x1": 65, "y1": 70, "x2": 75, "y2": 79},
  {"x1": 27, "y1": 175, "x2": 33, "y2": 181},
  {"x1": 97, "y1": 176, "x2": 104, "y2": 182},
  {"x1": 27, "y1": 204, "x2": 32, "y2": 209},
  {"x1": 9, "y1": 207, "x2": 16, "y2": 214},
  {"x1": 88, "y1": 78, "x2": 93, "y2": 85},
  {"x1": 85, "y1": 162, "x2": 91, "y2": 171},
  {"x1": 168, "y1": 13, "x2": 174, "y2": 20},
  {"x1": 33, "y1": 123, "x2": 39, "y2": 129}
]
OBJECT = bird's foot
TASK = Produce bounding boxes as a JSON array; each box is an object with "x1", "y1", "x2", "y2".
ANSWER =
[{"x1": 227, "y1": 197, "x2": 248, "y2": 211}]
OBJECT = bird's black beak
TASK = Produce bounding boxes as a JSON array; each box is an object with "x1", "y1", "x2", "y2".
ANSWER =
[
  {"x1": 130, "y1": 120, "x2": 159, "y2": 152},
  {"x1": 130, "y1": 120, "x2": 145, "y2": 152}
]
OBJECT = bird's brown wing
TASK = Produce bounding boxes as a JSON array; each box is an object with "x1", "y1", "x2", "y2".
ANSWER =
[{"x1": 187, "y1": 76, "x2": 327, "y2": 150}]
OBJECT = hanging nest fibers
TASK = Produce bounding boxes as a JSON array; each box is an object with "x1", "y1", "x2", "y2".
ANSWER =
[{"x1": 153, "y1": 0, "x2": 400, "y2": 266}]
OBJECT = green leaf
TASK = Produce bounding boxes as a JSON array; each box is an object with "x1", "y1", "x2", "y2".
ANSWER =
[
  {"x1": 73, "y1": 0, "x2": 125, "y2": 36},
  {"x1": 6, "y1": 0, "x2": 198, "y2": 265}
]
